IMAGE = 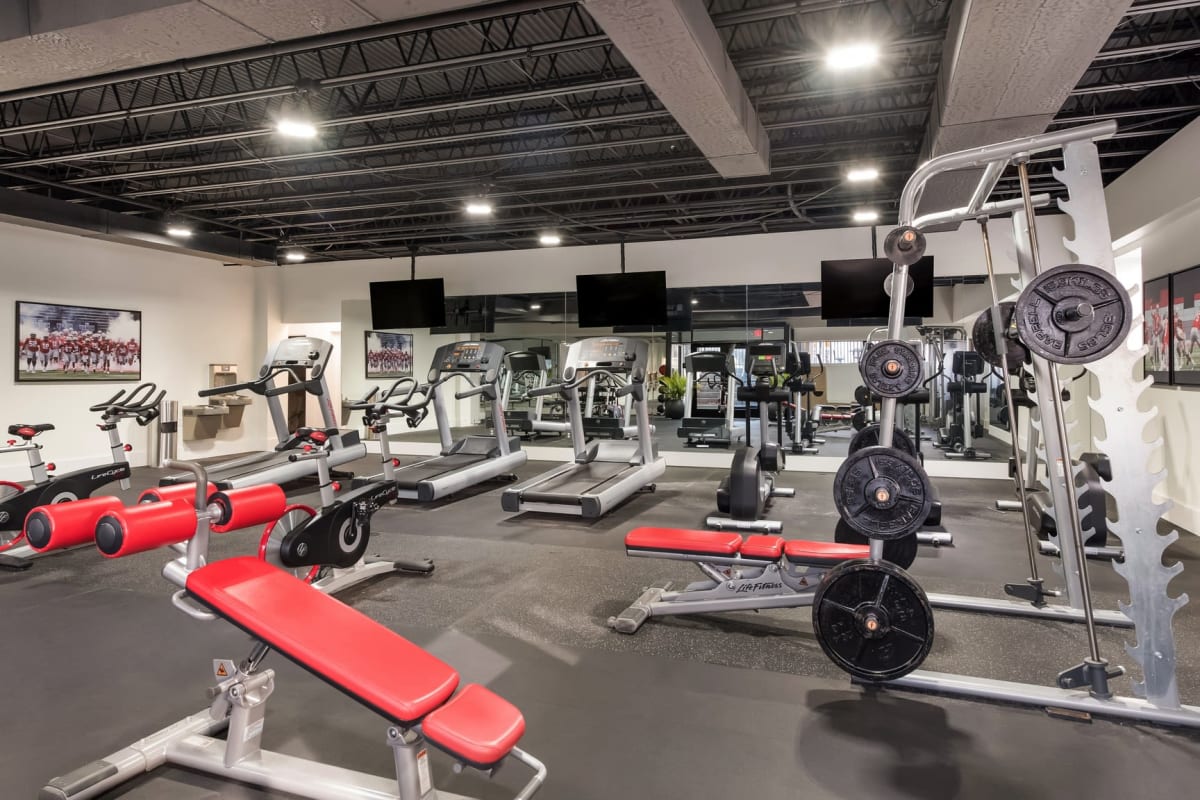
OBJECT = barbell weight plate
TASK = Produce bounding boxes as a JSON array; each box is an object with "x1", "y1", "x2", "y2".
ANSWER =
[
  {"x1": 1013, "y1": 264, "x2": 1132, "y2": 365},
  {"x1": 972, "y1": 302, "x2": 1029, "y2": 374},
  {"x1": 859, "y1": 339, "x2": 923, "y2": 398},
  {"x1": 811, "y1": 558, "x2": 935, "y2": 682},
  {"x1": 848, "y1": 423, "x2": 918, "y2": 460},
  {"x1": 851, "y1": 410, "x2": 867, "y2": 431},
  {"x1": 883, "y1": 226, "x2": 927, "y2": 267},
  {"x1": 833, "y1": 445, "x2": 933, "y2": 541},
  {"x1": 833, "y1": 518, "x2": 919, "y2": 570},
  {"x1": 853, "y1": 385, "x2": 873, "y2": 407}
]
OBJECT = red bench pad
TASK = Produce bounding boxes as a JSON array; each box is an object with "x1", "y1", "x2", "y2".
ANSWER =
[
  {"x1": 783, "y1": 540, "x2": 867, "y2": 565},
  {"x1": 625, "y1": 527, "x2": 743, "y2": 556},
  {"x1": 739, "y1": 535, "x2": 784, "y2": 560},
  {"x1": 423, "y1": 683, "x2": 525, "y2": 769},
  {"x1": 186, "y1": 557, "x2": 458, "y2": 724}
]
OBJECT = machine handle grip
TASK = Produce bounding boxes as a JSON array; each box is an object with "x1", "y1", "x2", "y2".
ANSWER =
[
  {"x1": 288, "y1": 450, "x2": 329, "y2": 463},
  {"x1": 526, "y1": 385, "x2": 563, "y2": 398},
  {"x1": 454, "y1": 384, "x2": 494, "y2": 400}
]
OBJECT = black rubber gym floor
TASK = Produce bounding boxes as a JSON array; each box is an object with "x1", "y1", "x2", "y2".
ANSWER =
[{"x1": 3, "y1": 459, "x2": 1199, "y2": 799}]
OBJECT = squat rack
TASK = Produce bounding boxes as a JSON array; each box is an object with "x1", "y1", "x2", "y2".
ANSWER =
[{"x1": 869, "y1": 120, "x2": 1199, "y2": 727}]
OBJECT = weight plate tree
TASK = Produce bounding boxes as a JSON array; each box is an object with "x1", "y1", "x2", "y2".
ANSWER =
[
  {"x1": 833, "y1": 518, "x2": 919, "y2": 570},
  {"x1": 811, "y1": 558, "x2": 935, "y2": 682},
  {"x1": 973, "y1": 302, "x2": 1030, "y2": 374},
  {"x1": 1013, "y1": 263, "x2": 1132, "y2": 364},
  {"x1": 833, "y1": 445, "x2": 933, "y2": 540},
  {"x1": 848, "y1": 423, "x2": 918, "y2": 460},
  {"x1": 859, "y1": 340, "x2": 923, "y2": 398}
]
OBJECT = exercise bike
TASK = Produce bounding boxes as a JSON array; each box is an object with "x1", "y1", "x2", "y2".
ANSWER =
[
  {"x1": 0, "y1": 382, "x2": 165, "y2": 570},
  {"x1": 259, "y1": 385, "x2": 435, "y2": 594},
  {"x1": 707, "y1": 343, "x2": 795, "y2": 534}
]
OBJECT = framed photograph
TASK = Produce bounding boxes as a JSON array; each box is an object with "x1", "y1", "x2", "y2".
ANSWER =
[
  {"x1": 1171, "y1": 265, "x2": 1200, "y2": 386},
  {"x1": 15, "y1": 301, "x2": 141, "y2": 383},
  {"x1": 365, "y1": 330, "x2": 413, "y2": 379},
  {"x1": 1143, "y1": 276, "x2": 1171, "y2": 384}
]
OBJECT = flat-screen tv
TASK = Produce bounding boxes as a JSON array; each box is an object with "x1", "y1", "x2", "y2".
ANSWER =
[
  {"x1": 820, "y1": 256, "x2": 933, "y2": 320},
  {"x1": 369, "y1": 278, "x2": 446, "y2": 329},
  {"x1": 576, "y1": 271, "x2": 668, "y2": 328},
  {"x1": 431, "y1": 295, "x2": 496, "y2": 334}
]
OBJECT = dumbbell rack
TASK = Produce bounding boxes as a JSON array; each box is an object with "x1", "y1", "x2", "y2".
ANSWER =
[{"x1": 872, "y1": 122, "x2": 1199, "y2": 726}]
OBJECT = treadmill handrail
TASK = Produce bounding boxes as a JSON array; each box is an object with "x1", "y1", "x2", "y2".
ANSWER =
[
  {"x1": 532, "y1": 367, "x2": 638, "y2": 398},
  {"x1": 200, "y1": 364, "x2": 318, "y2": 398}
]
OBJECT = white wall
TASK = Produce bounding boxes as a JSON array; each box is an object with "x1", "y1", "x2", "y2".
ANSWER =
[{"x1": 0, "y1": 222, "x2": 277, "y2": 481}]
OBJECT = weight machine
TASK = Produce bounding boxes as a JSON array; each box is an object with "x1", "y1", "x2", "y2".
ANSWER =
[{"x1": 867, "y1": 122, "x2": 1200, "y2": 727}]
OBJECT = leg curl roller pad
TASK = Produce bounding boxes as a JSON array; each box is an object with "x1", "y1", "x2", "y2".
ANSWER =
[
  {"x1": 95, "y1": 500, "x2": 198, "y2": 558},
  {"x1": 24, "y1": 496, "x2": 126, "y2": 553},
  {"x1": 138, "y1": 482, "x2": 217, "y2": 505},
  {"x1": 210, "y1": 484, "x2": 288, "y2": 533}
]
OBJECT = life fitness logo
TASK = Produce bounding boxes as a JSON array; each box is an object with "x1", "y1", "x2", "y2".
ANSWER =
[
  {"x1": 91, "y1": 467, "x2": 125, "y2": 481},
  {"x1": 0, "y1": 510, "x2": 9, "y2": 524}
]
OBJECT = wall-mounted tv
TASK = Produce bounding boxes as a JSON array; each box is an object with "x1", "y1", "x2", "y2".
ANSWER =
[
  {"x1": 576, "y1": 271, "x2": 668, "y2": 328},
  {"x1": 432, "y1": 295, "x2": 496, "y2": 334},
  {"x1": 820, "y1": 256, "x2": 934, "y2": 320},
  {"x1": 369, "y1": 278, "x2": 446, "y2": 329}
]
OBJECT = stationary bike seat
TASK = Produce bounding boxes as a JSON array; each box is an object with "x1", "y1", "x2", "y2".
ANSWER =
[{"x1": 8, "y1": 423, "x2": 54, "y2": 439}]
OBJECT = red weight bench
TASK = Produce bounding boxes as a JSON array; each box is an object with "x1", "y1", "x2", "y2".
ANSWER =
[
  {"x1": 608, "y1": 526, "x2": 869, "y2": 634},
  {"x1": 38, "y1": 461, "x2": 547, "y2": 800}
]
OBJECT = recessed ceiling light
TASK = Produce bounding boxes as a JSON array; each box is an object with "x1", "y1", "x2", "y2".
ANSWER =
[
  {"x1": 826, "y1": 42, "x2": 880, "y2": 71},
  {"x1": 276, "y1": 118, "x2": 318, "y2": 139},
  {"x1": 847, "y1": 166, "x2": 879, "y2": 182},
  {"x1": 853, "y1": 209, "x2": 880, "y2": 223},
  {"x1": 284, "y1": 250, "x2": 306, "y2": 262},
  {"x1": 165, "y1": 224, "x2": 193, "y2": 238},
  {"x1": 690, "y1": 299, "x2": 700, "y2": 305},
  {"x1": 465, "y1": 200, "x2": 493, "y2": 216},
  {"x1": 530, "y1": 303, "x2": 542, "y2": 311},
  {"x1": 538, "y1": 233, "x2": 562, "y2": 246}
]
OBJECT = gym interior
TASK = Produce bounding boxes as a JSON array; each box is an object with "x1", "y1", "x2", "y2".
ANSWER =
[{"x1": 1, "y1": 1, "x2": 1199, "y2": 798}]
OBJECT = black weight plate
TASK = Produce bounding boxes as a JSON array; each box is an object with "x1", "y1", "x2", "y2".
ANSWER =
[
  {"x1": 859, "y1": 340, "x2": 923, "y2": 398},
  {"x1": 1014, "y1": 264, "x2": 1132, "y2": 365},
  {"x1": 883, "y1": 226, "x2": 927, "y2": 266},
  {"x1": 834, "y1": 518, "x2": 918, "y2": 570},
  {"x1": 853, "y1": 385, "x2": 872, "y2": 407},
  {"x1": 812, "y1": 558, "x2": 934, "y2": 682},
  {"x1": 851, "y1": 410, "x2": 867, "y2": 431},
  {"x1": 833, "y1": 445, "x2": 933, "y2": 541},
  {"x1": 848, "y1": 423, "x2": 917, "y2": 460},
  {"x1": 972, "y1": 302, "x2": 1029, "y2": 374}
]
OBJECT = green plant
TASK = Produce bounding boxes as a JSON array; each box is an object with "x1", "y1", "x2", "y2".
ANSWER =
[
  {"x1": 658, "y1": 371, "x2": 688, "y2": 400},
  {"x1": 770, "y1": 371, "x2": 791, "y2": 389}
]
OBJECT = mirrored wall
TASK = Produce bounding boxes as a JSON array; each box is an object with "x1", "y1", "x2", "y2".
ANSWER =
[{"x1": 342, "y1": 281, "x2": 1017, "y2": 469}]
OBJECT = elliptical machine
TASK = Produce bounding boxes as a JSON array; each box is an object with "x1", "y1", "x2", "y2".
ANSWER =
[{"x1": 707, "y1": 342, "x2": 795, "y2": 534}]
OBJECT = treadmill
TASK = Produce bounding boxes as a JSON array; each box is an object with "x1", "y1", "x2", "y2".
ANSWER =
[
  {"x1": 501, "y1": 350, "x2": 569, "y2": 440},
  {"x1": 160, "y1": 337, "x2": 366, "y2": 489},
  {"x1": 501, "y1": 336, "x2": 666, "y2": 518},
  {"x1": 390, "y1": 341, "x2": 527, "y2": 502},
  {"x1": 676, "y1": 351, "x2": 741, "y2": 448}
]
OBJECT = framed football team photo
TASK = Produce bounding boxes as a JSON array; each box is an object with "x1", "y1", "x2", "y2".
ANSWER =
[
  {"x1": 1171, "y1": 265, "x2": 1200, "y2": 386},
  {"x1": 365, "y1": 330, "x2": 413, "y2": 378},
  {"x1": 15, "y1": 301, "x2": 142, "y2": 383},
  {"x1": 1143, "y1": 276, "x2": 1171, "y2": 385}
]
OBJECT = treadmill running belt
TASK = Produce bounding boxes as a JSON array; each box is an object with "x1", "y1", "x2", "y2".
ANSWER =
[{"x1": 394, "y1": 453, "x2": 487, "y2": 490}]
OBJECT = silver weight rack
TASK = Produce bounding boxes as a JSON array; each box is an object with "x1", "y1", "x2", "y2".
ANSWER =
[{"x1": 871, "y1": 120, "x2": 1199, "y2": 726}]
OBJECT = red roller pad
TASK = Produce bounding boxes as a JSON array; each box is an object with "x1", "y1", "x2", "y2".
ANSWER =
[
  {"x1": 23, "y1": 496, "x2": 125, "y2": 553},
  {"x1": 210, "y1": 484, "x2": 287, "y2": 533},
  {"x1": 138, "y1": 482, "x2": 217, "y2": 505},
  {"x1": 95, "y1": 499, "x2": 198, "y2": 558}
]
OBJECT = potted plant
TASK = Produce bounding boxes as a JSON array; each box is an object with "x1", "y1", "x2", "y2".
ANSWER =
[{"x1": 658, "y1": 371, "x2": 688, "y2": 419}]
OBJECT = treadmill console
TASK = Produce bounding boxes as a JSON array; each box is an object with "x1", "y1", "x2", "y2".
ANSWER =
[
  {"x1": 258, "y1": 337, "x2": 332, "y2": 379},
  {"x1": 685, "y1": 351, "x2": 734, "y2": 377},
  {"x1": 747, "y1": 342, "x2": 782, "y2": 379},
  {"x1": 428, "y1": 341, "x2": 504, "y2": 383},
  {"x1": 506, "y1": 351, "x2": 545, "y2": 373},
  {"x1": 562, "y1": 336, "x2": 650, "y2": 384}
]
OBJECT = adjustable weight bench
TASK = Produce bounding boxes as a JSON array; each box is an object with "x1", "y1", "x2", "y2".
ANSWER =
[
  {"x1": 36, "y1": 461, "x2": 546, "y2": 800},
  {"x1": 608, "y1": 526, "x2": 869, "y2": 634}
]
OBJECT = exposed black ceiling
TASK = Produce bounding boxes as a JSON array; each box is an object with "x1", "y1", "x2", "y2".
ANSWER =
[{"x1": 0, "y1": 0, "x2": 1195, "y2": 261}]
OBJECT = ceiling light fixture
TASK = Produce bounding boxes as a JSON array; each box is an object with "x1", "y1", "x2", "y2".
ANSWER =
[
  {"x1": 538, "y1": 233, "x2": 562, "y2": 246},
  {"x1": 826, "y1": 42, "x2": 880, "y2": 71},
  {"x1": 283, "y1": 249, "x2": 307, "y2": 263},
  {"x1": 465, "y1": 200, "x2": 494, "y2": 216},
  {"x1": 275, "y1": 118, "x2": 318, "y2": 139},
  {"x1": 691, "y1": 299, "x2": 700, "y2": 305},
  {"x1": 853, "y1": 209, "x2": 880, "y2": 223},
  {"x1": 846, "y1": 166, "x2": 880, "y2": 182},
  {"x1": 165, "y1": 224, "x2": 193, "y2": 239},
  {"x1": 530, "y1": 303, "x2": 542, "y2": 311}
]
